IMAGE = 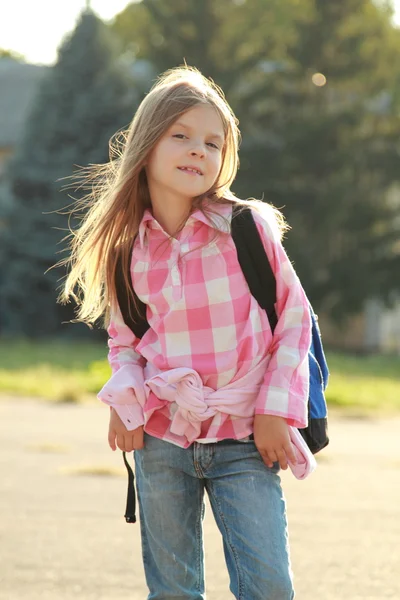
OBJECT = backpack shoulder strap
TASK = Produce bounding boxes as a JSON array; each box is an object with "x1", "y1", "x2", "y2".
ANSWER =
[
  {"x1": 115, "y1": 240, "x2": 149, "y2": 339},
  {"x1": 231, "y1": 205, "x2": 278, "y2": 332}
]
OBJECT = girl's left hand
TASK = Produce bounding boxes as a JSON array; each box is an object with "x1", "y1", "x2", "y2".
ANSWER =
[{"x1": 253, "y1": 414, "x2": 297, "y2": 470}]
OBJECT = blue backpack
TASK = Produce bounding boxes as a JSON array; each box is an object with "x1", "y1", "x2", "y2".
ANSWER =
[
  {"x1": 231, "y1": 206, "x2": 329, "y2": 454},
  {"x1": 115, "y1": 204, "x2": 329, "y2": 522}
]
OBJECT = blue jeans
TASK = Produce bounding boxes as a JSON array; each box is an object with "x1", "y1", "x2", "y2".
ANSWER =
[{"x1": 134, "y1": 433, "x2": 294, "y2": 600}]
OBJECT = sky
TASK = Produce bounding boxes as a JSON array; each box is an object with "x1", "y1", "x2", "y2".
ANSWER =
[
  {"x1": 0, "y1": 0, "x2": 134, "y2": 65},
  {"x1": 1, "y1": 0, "x2": 400, "y2": 66}
]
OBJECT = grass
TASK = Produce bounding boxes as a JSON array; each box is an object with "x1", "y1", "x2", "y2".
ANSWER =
[
  {"x1": 0, "y1": 339, "x2": 399, "y2": 413},
  {"x1": 0, "y1": 338, "x2": 110, "y2": 403},
  {"x1": 325, "y1": 353, "x2": 400, "y2": 413}
]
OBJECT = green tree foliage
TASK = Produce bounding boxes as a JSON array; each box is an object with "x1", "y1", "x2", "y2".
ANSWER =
[
  {"x1": 112, "y1": 0, "x2": 400, "y2": 318},
  {"x1": 0, "y1": 10, "x2": 139, "y2": 337},
  {"x1": 233, "y1": 0, "x2": 400, "y2": 317},
  {"x1": 111, "y1": 0, "x2": 302, "y2": 98}
]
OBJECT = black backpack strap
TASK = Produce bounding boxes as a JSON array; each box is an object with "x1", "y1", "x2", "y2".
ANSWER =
[
  {"x1": 122, "y1": 451, "x2": 136, "y2": 523},
  {"x1": 114, "y1": 240, "x2": 149, "y2": 524},
  {"x1": 115, "y1": 240, "x2": 150, "y2": 339},
  {"x1": 231, "y1": 205, "x2": 278, "y2": 332}
]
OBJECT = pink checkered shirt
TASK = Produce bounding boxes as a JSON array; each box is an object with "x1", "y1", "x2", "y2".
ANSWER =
[{"x1": 98, "y1": 202, "x2": 312, "y2": 448}]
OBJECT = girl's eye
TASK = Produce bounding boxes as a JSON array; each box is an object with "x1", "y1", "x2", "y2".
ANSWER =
[{"x1": 172, "y1": 134, "x2": 219, "y2": 150}]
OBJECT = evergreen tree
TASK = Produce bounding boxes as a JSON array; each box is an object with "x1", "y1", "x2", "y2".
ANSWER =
[{"x1": 0, "y1": 10, "x2": 139, "y2": 337}]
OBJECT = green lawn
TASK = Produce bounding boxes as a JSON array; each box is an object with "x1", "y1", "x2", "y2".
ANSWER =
[
  {"x1": 0, "y1": 339, "x2": 399, "y2": 413},
  {"x1": 324, "y1": 353, "x2": 400, "y2": 413},
  {"x1": 0, "y1": 339, "x2": 110, "y2": 403}
]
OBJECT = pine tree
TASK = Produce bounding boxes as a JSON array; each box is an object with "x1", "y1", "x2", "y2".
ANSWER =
[{"x1": 0, "y1": 10, "x2": 139, "y2": 337}]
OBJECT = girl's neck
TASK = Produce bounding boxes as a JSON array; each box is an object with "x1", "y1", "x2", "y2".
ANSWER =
[{"x1": 151, "y1": 196, "x2": 194, "y2": 238}]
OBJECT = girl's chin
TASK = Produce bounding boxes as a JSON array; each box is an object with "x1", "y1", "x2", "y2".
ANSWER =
[{"x1": 174, "y1": 184, "x2": 209, "y2": 197}]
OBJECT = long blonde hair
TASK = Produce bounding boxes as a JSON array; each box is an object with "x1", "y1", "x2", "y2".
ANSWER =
[{"x1": 58, "y1": 65, "x2": 287, "y2": 327}]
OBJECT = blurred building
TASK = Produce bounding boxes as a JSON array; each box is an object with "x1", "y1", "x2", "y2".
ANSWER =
[{"x1": 319, "y1": 296, "x2": 400, "y2": 355}]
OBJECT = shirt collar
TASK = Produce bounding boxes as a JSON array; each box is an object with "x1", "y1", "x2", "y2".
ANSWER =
[
  {"x1": 137, "y1": 201, "x2": 233, "y2": 247},
  {"x1": 189, "y1": 202, "x2": 233, "y2": 233},
  {"x1": 138, "y1": 209, "x2": 155, "y2": 247}
]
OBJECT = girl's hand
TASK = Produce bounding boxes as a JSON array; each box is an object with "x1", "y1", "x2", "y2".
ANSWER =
[
  {"x1": 108, "y1": 407, "x2": 144, "y2": 452},
  {"x1": 253, "y1": 414, "x2": 297, "y2": 470}
]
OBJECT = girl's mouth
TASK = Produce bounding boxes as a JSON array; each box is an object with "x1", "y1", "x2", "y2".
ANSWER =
[{"x1": 178, "y1": 167, "x2": 203, "y2": 176}]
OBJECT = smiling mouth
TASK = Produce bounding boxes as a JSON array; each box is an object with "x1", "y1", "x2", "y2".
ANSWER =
[{"x1": 178, "y1": 167, "x2": 203, "y2": 176}]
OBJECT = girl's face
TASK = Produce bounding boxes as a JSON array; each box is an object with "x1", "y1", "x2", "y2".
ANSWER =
[{"x1": 145, "y1": 104, "x2": 225, "y2": 205}]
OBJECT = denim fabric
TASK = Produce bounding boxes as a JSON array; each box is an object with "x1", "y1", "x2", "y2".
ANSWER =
[{"x1": 134, "y1": 433, "x2": 294, "y2": 600}]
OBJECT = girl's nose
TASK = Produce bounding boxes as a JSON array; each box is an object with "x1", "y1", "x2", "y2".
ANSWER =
[{"x1": 189, "y1": 144, "x2": 205, "y2": 158}]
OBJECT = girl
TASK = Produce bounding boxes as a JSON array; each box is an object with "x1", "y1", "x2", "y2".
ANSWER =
[{"x1": 61, "y1": 66, "x2": 313, "y2": 600}]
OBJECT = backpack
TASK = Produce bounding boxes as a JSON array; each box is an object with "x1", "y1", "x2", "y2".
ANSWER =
[{"x1": 115, "y1": 204, "x2": 329, "y2": 522}]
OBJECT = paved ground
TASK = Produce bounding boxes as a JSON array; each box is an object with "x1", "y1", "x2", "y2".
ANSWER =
[{"x1": 0, "y1": 399, "x2": 399, "y2": 599}]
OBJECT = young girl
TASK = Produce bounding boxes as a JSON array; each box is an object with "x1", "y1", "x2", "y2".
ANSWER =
[{"x1": 61, "y1": 66, "x2": 313, "y2": 600}]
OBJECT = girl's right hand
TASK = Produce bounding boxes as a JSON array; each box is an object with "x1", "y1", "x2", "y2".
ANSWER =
[
  {"x1": 253, "y1": 414, "x2": 296, "y2": 470},
  {"x1": 108, "y1": 407, "x2": 144, "y2": 452}
]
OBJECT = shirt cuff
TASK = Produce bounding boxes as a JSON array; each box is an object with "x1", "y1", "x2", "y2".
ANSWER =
[{"x1": 98, "y1": 364, "x2": 146, "y2": 430}]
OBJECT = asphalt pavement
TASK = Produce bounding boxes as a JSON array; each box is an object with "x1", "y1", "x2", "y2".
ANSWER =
[{"x1": 1, "y1": 399, "x2": 399, "y2": 599}]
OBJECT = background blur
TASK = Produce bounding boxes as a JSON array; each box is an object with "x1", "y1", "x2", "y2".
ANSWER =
[
  {"x1": 1, "y1": 0, "x2": 400, "y2": 350},
  {"x1": 0, "y1": 0, "x2": 400, "y2": 346},
  {"x1": 1, "y1": 2, "x2": 400, "y2": 599},
  {"x1": 0, "y1": 0, "x2": 399, "y2": 416}
]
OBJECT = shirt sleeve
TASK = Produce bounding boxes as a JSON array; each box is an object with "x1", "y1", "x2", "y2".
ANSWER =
[
  {"x1": 97, "y1": 303, "x2": 147, "y2": 431},
  {"x1": 252, "y1": 208, "x2": 312, "y2": 428}
]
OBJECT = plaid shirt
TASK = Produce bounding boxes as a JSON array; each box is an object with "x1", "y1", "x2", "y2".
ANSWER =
[{"x1": 98, "y1": 202, "x2": 311, "y2": 448}]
